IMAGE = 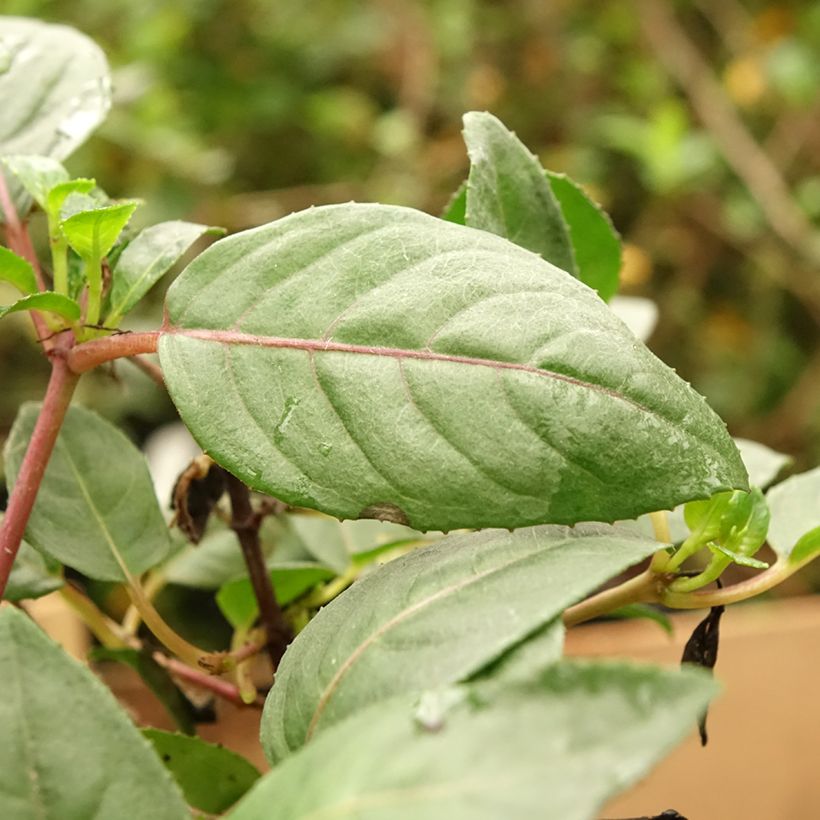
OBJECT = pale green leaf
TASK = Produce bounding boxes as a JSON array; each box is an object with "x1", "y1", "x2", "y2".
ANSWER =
[
  {"x1": 61, "y1": 200, "x2": 139, "y2": 261},
  {"x1": 0, "y1": 291, "x2": 80, "y2": 322},
  {"x1": 143, "y1": 729, "x2": 260, "y2": 814},
  {"x1": 462, "y1": 111, "x2": 576, "y2": 275},
  {"x1": 262, "y1": 523, "x2": 659, "y2": 761},
  {"x1": 236, "y1": 662, "x2": 718, "y2": 820},
  {"x1": 1, "y1": 513, "x2": 62, "y2": 601},
  {"x1": 0, "y1": 246, "x2": 36, "y2": 294},
  {"x1": 734, "y1": 437, "x2": 792, "y2": 489},
  {"x1": 159, "y1": 203, "x2": 747, "y2": 532},
  {"x1": 2, "y1": 154, "x2": 68, "y2": 210},
  {"x1": 0, "y1": 607, "x2": 188, "y2": 819},
  {"x1": 4, "y1": 404, "x2": 172, "y2": 581},
  {"x1": 0, "y1": 17, "x2": 110, "y2": 220},
  {"x1": 547, "y1": 171, "x2": 621, "y2": 300},
  {"x1": 766, "y1": 467, "x2": 820, "y2": 562},
  {"x1": 107, "y1": 220, "x2": 221, "y2": 325}
]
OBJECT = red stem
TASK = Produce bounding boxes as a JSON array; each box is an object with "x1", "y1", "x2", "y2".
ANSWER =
[
  {"x1": 68, "y1": 331, "x2": 160, "y2": 373},
  {"x1": 155, "y1": 653, "x2": 265, "y2": 708},
  {"x1": 0, "y1": 351, "x2": 79, "y2": 598}
]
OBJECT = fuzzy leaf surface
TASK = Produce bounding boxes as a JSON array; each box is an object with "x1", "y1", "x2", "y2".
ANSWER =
[
  {"x1": 0, "y1": 18, "x2": 110, "y2": 220},
  {"x1": 235, "y1": 662, "x2": 717, "y2": 820},
  {"x1": 262, "y1": 523, "x2": 659, "y2": 761},
  {"x1": 160, "y1": 203, "x2": 746, "y2": 532},
  {"x1": 0, "y1": 246, "x2": 37, "y2": 294},
  {"x1": 766, "y1": 467, "x2": 820, "y2": 563},
  {"x1": 4, "y1": 404, "x2": 172, "y2": 580},
  {"x1": 0, "y1": 607, "x2": 187, "y2": 819},
  {"x1": 1, "y1": 512, "x2": 62, "y2": 601},
  {"x1": 0, "y1": 291, "x2": 80, "y2": 322}
]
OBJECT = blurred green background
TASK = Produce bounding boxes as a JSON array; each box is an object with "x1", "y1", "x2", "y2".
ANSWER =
[{"x1": 3, "y1": 0, "x2": 820, "y2": 480}]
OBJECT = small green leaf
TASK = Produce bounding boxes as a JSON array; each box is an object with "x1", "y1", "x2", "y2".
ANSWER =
[
  {"x1": 61, "y1": 200, "x2": 140, "y2": 261},
  {"x1": 683, "y1": 491, "x2": 734, "y2": 543},
  {"x1": 441, "y1": 181, "x2": 467, "y2": 224},
  {"x1": 2, "y1": 154, "x2": 69, "y2": 210},
  {"x1": 0, "y1": 607, "x2": 188, "y2": 819},
  {"x1": 217, "y1": 563, "x2": 336, "y2": 629},
  {"x1": 0, "y1": 246, "x2": 37, "y2": 294},
  {"x1": 0, "y1": 18, "x2": 110, "y2": 221},
  {"x1": 4, "y1": 404, "x2": 172, "y2": 581},
  {"x1": 1, "y1": 513, "x2": 63, "y2": 601},
  {"x1": 607, "y1": 603, "x2": 674, "y2": 634},
  {"x1": 46, "y1": 178, "x2": 96, "y2": 219},
  {"x1": 143, "y1": 729, "x2": 260, "y2": 814},
  {"x1": 709, "y1": 542, "x2": 769, "y2": 569},
  {"x1": 91, "y1": 647, "x2": 197, "y2": 735},
  {"x1": 107, "y1": 221, "x2": 221, "y2": 325},
  {"x1": 766, "y1": 467, "x2": 820, "y2": 562},
  {"x1": 0, "y1": 291, "x2": 80, "y2": 322},
  {"x1": 547, "y1": 171, "x2": 621, "y2": 300},
  {"x1": 734, "y1": 437, "x2": 792, "y2": 489},
  {"x1": 262, "y1": 524, "x2": 659, "y2": 761},
  {"x1": 236, "y1": 662, "x2": 718, "y2": 820},
  {"x1": 462, "y1": 111, "x2": 576, "y2": 275}
]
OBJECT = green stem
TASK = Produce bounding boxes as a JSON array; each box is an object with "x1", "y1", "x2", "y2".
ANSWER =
[
  {"x1": 667, "y1": 554, "x2": 731, "y2": 593},
  {"x1": 59, "y1": 582, "x2": 130, "y2": 649},
  {"x1": 563, "y1": 570, "x2": 664, "y2": 627},
  {"x1": 83, "y1": 255, "x2": 103, "y2": 329},
  {"x1": 51, "y1": 236, "x2": 69, "y2": 296}
]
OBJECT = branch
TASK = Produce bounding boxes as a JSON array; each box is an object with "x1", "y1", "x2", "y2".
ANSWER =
[
  {"x1": 68, "y1": 331, "x2": 160, "y2": 373},
  {"x1": 154, "y1": 653, "x2": 265, "y2": 708}
]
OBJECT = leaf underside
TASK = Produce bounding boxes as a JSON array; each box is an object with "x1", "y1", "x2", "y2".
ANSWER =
[{"x1": 160, "y1": 203, "x2": 746, "y2": 532}]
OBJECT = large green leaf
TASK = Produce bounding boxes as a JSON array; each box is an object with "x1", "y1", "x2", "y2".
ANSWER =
[
  {"x1": 0, "y1": 18, "x2": 110, "y2": 221},
  {"x1": 107, "y1": 220, "x2": 220, "y2": 326},
  {"x1": 462, "y1": 111, "x2": 577, "y2": 276},
  {"x1": 143, "y1": 729, "x2": 260, "y2": 814},
  {"x1": 160, "y1": 203, "x2": 747, "y2": 532},
  {"x1": 0, "y1": 607, "x2": 188, "y2": 819},
  {"x1": 262, "y1": 523, "x2": 659, "y2": 761},
  {"x1": 234, "y1": 662, "x2": 717, "y2": 820},
  {"x1": 766, "y1": 467, "x2": 820, "y2": 563},
  {"x1": 4, "y1": 404, "x2": 172, "y2": 581}
]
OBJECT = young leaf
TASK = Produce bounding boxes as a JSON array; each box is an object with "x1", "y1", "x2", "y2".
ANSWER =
[
  {"x1": 0, "y1": 513, "x2": 63, "y2": 601},
  {"x1": 0, "y1": 606, "x2": 188, "y2": 819},
  {"x1": 217, "y1": 563, "x2": 336, "y2": 629},
  {"x1": 607, "y1": 602, "x2": 673, "y2": 634},
  {"x1": 46, "y1": 178, "x2": 97, "y2": 219},
  {"x1": 4, "y1": 403, "x2": 172, "y2": 581},
  {"x1": 0, "y1": 18, "x2": 110, "y2": 220},
  {"x1": 1, "y1": 154, "x2": 69, "y2": 210},
  {"x1": 681, "y1": 605, "x2": 724, "y2": 746},
  {"x1": 107, "y1": 220, "x2": 222, "y2": 325},
  {"x1": 143, "y1": 729, "x2": 260, "y2": 814},
  {"x1": 261, "y1": 523, "x2": 659, "y2": 761},
  {"x1": 159, "y1": 203, "x2": 747, "y2": 532},
  {"x1": 462, "y1": 112, "x2": 577, "y2": 275},
  {"x1": 766, "y1": 467, "x2": 820, "y2": 563},
  {"x1": 0, "y1": 291, "x2": 81, "y2": 322},
  {"x1": 0, "y1": 246, "x2": 37, "y2": 294},
  {"x1": 235, "y1": 662, "x2": 718, "y2": 820},
  {"x1": 547, "y1": 171, "x2": 621, "y2": 301},
  {"x1": 61, "y1": 200, "x2": 140, "y2": 261}
]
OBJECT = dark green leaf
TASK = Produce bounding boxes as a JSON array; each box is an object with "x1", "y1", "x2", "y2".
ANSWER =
[
  {"x1": 143, "y1": 729, "x2": 260, "y2": 814},
  {"x1": 262, "y1": 524, "x2": 659, "y2": 761},
  {"x1": 160, "y1": 203, "x2": 747, "y2": 532},
  {"x1": 90, "y1": 646, "x2": 197, "y2": 735},
  {"x1": 107, "y1": 220, "x2": 221, "y2": 325},
  {"x1": 0, "y1": 246, "x2": 37, "y2": 294},
  {"x1": 4, "y1": 404, "x2": 172, "y2": 581},
  {"x1": 547, "y1": 171, "x2": 621, "y2": 300},
  {"x1": 0, "y1": 606, "x2": 188, "y2": 819},
  {"x1": 766, "y1": 467, "x2": 820, "y2": 563},
  {"x1": 61, "y1": 200, "x2": 140, "y2": 261},
  {"x1": 0, "y1": 18, "x2": 110, "y2": 221},
  {"x1": 236, "y1": 662, "x2": 718, "y2": 820},
  {"x1": 0, "y1": 291, "x2": 80, "y2": 322},
  {"x1": 462, "y1": 111, "x2": 576, "y2": 275}
]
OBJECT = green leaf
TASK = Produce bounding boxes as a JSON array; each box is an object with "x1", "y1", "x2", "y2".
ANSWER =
[
  {"x1": 0, "y1": 246, "x2": 37, "y2": 294},
  {"x1": 4, "y1": 403, "x2": 172, "y2": 581},
  {"x1": 0, "y1": 291, "x2": 80, "y2": 322},
  {"x1": 547, "y1": 171, "x2": 621, "y2": 300},
  {"x1": 217, "y1": 562, "x2": 336, "y2": 629},
  {"x1": 607, "y1": 603, "x2": 673, "y2": 634},
  {"x1": 441, "y1": 181, "x2": 467, "y2": 224},
  {"x1": 46, "y1": 178, "x2": 96, "y2": 219},
  {"x1": 0, "y1": 18, "x2": 110, "y2": 221},
  {"x1": 1, "y1": 513, "x2": 63, "y2": 601},
  {"x1": 91, "y1": 647, "x2": 198, "y2": 735},
  {"x1": 709, "y1": 542, "x2": 769, "y2": 569},
  {"x1": 107, "y1": 221, "x2": 221, "y2": 325},
  {"x1": 235, "y1": 662, "x2": 718, "y2": 820},
  {"x1": 143, "y1": 729, "x2": 260, "y2": 814},
  {"x1": 159, "y1": 203, "x2": 747, "y2": 532},
  {"x1": 0, "y1": 607, "x2": 188, "y2": 819},
  {"x1": 2, "y1": 155, "x2": 69, "y2": 210},
  {"x1": 766, "y1": 467, "x2": 820, "y2": 563},
  {"x1": 734, "y1": 437, "x2": 792, "y2": 489},
  {"x1": 462, "y1": 111, "x2": 576, "y2": 275},
  {"x1": 261, "y1": 523, "x2": 659, "y2": 761},
  {"x1": 61, "y1": 200, "x2": 140, "y2": 261}
]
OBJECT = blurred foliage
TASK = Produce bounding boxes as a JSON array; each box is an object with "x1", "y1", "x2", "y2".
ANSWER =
[{"x1": 3, "y1": 0, "x2": 820, "y2": 482}]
